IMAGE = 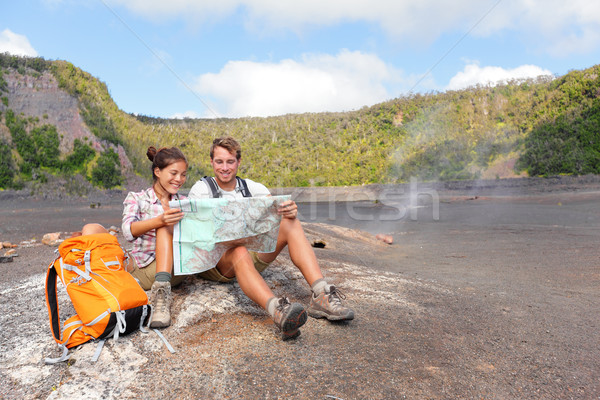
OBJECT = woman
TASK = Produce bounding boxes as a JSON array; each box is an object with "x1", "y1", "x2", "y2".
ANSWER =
[{"x1": 122, "y1": 146, "x2": 188, "y2": 328}]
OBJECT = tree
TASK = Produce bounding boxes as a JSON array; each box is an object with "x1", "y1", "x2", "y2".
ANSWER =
[{"x1": 91, "y1": 148, "x2": 122, "y2": 188}]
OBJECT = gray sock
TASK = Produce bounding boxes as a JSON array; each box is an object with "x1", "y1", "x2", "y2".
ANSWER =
[
  {"x1": 266, "y1": 296, "x2": 278, "y2": 318},
  {"x1": 311, "y1": 278, "x2": 328, "y2": 294},
  {"x1": 155, "y1": 271, "x2": 171, "y2": 283}
]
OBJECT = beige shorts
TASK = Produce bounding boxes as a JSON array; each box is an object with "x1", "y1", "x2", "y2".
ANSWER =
[
  {"x1": 198, "y1": 251, "x2": 271, "y2": 283},
  {"x1": 128, "y1": 258, "x2": 186, "y2": 291}
]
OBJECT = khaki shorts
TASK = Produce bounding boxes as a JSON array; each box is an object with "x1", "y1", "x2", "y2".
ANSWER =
[
  {"x1": 198, "y1": 251, "x2": 271, "y2": 283},
  {"x1": 128, "y1": 258, "x2": 186, "y2": 291}
]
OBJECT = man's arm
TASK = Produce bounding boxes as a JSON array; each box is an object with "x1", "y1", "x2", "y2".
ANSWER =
[{"x1": 245, "y1": 179, "x2": 297, "y2": 219}]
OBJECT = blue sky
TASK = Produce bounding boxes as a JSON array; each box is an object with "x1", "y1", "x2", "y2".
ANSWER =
[{"x1": 2, "y1": 0, "x2": 599, "y2": 119}]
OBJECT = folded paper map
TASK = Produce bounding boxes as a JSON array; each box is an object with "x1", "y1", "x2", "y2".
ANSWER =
[{"x1": 169, "y1": 195, "x2": 290, "y2": 275}]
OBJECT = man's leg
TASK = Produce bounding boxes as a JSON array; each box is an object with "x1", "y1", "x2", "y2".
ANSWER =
[
  {"x1": 257, "y1": 218, "x2": 323, "y2": 285},
  {"x1": 216, "y1": 246, "x2": 307, "y2": 339},
  {"x1": 217, "y1": 246, "x2": 274, "y2": 308},
  {"x1": 259, "y1": 218, "x2": 354, "y2": 321}
]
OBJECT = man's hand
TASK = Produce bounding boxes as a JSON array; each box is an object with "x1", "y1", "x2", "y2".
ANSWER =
[{"x1": 278, "y1": 200, "x2": 298, "y2": 219}]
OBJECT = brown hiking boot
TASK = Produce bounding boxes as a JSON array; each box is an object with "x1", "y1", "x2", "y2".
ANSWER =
[
  {"x1": 307, "y1": 285, "x2": 354, "y2": 321},
  {"x1": 149, "y1": 280, "x2": 172, "y2": 328},
  {"x1": 272, "y1": 297, "x2": 307, "y2": 340}
]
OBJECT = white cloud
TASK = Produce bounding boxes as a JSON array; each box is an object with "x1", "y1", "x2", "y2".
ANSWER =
[
  {"x1": 446, "y1": 63, "x2": 553, "y2": 91},
  {"x1": 109, "y1": 0, "x2": 484, "y2": 43},
  {"x1": 0, "y1": 29, "x2": 38, "y2": 57},
  {"x1": 545, "y1": 26, "x2": 600, "y2": 57},
  {"x1": 109, "y1": 0, "x2": 600, "y2": 53},
  {"x1": 193, "y1": 50, "x2": 402, "y2": 118},
  {"x1": 480, "y1": 0, "x2": 600, "y2": 56},
  {"x1": 107, "y1": 0, "x2": 240, "y2": 23}
]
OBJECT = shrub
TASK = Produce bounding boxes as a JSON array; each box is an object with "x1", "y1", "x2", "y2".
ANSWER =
[
  {"x1": 80, "y1": 102, "x2": 122, "y2": 146},
  {"x1": 90, "y1": 148, "x2": 122, "y2": 188},
  {"x1": 518, "y1": 99, "x2": 600, "y2": 175},
  {"x1": 63, "y1": 139, "x2": 96, "y2": 172},
  {"x1": 0, "y1": 139, "x2": 15, "y2": 188},
  {"x1": 31, "y1": 124, "x2": 61, "y2": 168}
]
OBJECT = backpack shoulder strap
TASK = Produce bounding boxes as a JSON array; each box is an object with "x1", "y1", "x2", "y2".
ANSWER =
[
  {"x1": 236, "y1": 177, "x2": 252, "y2": 197},
  {"x1": 202, "y1": 176, "x2": 221, "y2": 198},
  {"x1": 45, "y1": 259, "x2": 61, "y2": 344}
]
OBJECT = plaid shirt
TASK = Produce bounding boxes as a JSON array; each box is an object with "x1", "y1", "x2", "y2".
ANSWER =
[{"x1": 121, "y1": 187, "x2": 184, "y2": 268}]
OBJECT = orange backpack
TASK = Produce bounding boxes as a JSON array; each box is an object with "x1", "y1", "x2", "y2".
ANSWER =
[{"x1": 45, "y1": 233, "x2": 150, "y2": 363}]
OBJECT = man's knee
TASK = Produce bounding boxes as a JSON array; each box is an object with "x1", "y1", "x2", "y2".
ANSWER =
[
  {"x1": 279, "y1": 217, "x2": 303, "y2": 237},
  {"x1": 218, "y1": 246, "x2": 252, "y2": 277}
]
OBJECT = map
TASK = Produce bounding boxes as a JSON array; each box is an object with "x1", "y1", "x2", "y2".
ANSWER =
[{"x1": 169, "y1": 195, "x2": 290, "y2": 275}]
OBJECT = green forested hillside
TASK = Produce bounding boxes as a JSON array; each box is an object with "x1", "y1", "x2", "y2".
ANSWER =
[{"x1": 1, "y1": 53, "x2": 599, "y2": 190}]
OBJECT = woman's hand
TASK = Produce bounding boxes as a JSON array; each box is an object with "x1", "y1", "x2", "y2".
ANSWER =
[
  {"x1": 129, "y1": 199, "x2": 185, "y2": 238},
  {"x1": 160, "y1": 206, "x2": 184, "y2": 227},
  {"x1": 278, "y1": 200, "x2": 298, "y2": 219}
]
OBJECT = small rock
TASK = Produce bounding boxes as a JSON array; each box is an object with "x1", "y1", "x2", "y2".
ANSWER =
[
  {"x1": 42, "y1": 232, "x2": 63, "y2": 246},
  {"x1": 2, "y1": 241, "x2": 16, "y2": 248},
  {"x1": 4, "y1": 249, "x2": 17, "y2": 257},
  {"x1": 0, "y1": 256, "x2": 13, "y2": 263},
  {"x1": 20, "y1": 239, "x2": 37, "y2": 247},
  {"x1": 375, "y1": 234, "x2": 393, "y2": 245}
]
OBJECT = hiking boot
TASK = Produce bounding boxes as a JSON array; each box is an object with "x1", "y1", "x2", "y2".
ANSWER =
[
  {"x1": 149, "y1": 280, "x2": 172, "y2": 328},
  {"x1": 272, "y1": 297, "x2": 307, "y2": 340},
  {"x1": 307, "y1": 285, "x2": 354, "y2": 321}
]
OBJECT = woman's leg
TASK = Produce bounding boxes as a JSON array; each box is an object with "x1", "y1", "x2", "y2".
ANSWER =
[
  {"x1": 155, "y1": 225, "x2": 174, "y2": 274},
  {"x1": 77, "y1": 223, "x2": 108, "y2": 236},
  {"x1": 149, "y1": 225, "x2": 175, "y2": 328}
]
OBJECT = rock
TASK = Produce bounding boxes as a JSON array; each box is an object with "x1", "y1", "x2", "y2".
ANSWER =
[
  {"x1": 4, "y1": 249, "x2": 17, "y2": 257},
  {"x1": 2, "y1": 241, "x2": 16, "y2": 248},
  {"x1": 375, "y1": 234, "x2": 393, "y2": 244},
  {"x1": 0, "y1": 256, "x2": 13, "y2": 263},
  {"x1": 312, "y1": 240, "x2": 327, "y2": 248},
  {"x1": 42, "y1": 232, "x2": 62, "y2": 246}
]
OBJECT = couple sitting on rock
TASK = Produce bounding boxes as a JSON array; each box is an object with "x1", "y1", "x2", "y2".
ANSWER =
[{"x1": 86, "y1": 136, "x2": 354, "y2": 340}]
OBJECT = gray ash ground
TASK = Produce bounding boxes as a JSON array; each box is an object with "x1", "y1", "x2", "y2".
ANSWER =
[{"x1": 1, "y1": 176, "x2": 599, "y2": 399}]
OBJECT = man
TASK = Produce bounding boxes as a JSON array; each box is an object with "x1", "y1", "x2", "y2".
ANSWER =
[{"x1": 189, "y1": 137, "x2": 354, "y2": 339}]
